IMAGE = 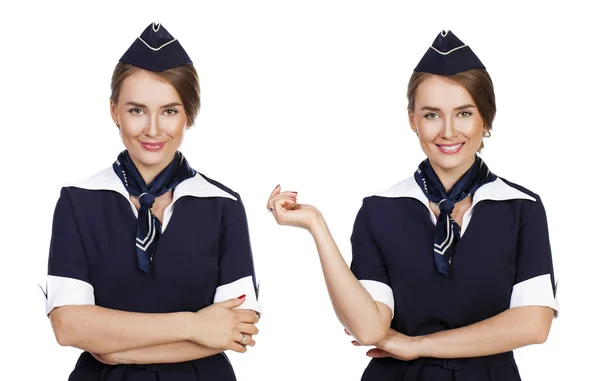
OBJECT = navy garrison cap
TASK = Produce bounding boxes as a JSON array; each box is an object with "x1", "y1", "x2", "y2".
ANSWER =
[
  {"x1": 119, "y1": 23, "x2": 192, "y2": 72},
  {"x1": 414, "y1": 30, "x2": 485, "y2": 76}
]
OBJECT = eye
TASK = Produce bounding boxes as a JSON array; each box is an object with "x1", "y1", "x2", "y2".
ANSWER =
[
  {"x1": 458, "y1": 111, "x2": 473, "y2": 118},
  {"x1": 164, "y1": 108, "x2": 178, "y2": 116},
  {"x1": 128, "y1": 108, "x2": 144, "y2": 115},
  {"x1": 424, "y1": 112, "x2": 439, "y2": 120}
]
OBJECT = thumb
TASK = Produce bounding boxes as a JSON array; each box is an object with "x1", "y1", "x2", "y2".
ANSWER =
[{"x1": 217, "y1": 294, "x2": 246, "y2": 309}]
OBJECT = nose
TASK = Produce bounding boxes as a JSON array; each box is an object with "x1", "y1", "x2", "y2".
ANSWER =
[
  {"x1": 441, "y1": 116, "x2": 457, "y2": 139},
  {"x1": 143, "y1": 113, "x2": 160, "y2": 138}
]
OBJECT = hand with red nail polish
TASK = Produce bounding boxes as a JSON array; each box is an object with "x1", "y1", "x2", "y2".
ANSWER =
[
  {"x1": 188, "y1": 295, "x2": 259, "y2": 352},
  {"x1": 266, "y1": 184, "x2": 323, "y2": 231}
]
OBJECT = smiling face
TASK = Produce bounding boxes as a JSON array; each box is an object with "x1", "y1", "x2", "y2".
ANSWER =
[
  {"x1": 409, "y1": 74, "x2": 488, "y2": 177},
  {"x1": 110, "y1": 69, "x2": 189, "y2": 175}
]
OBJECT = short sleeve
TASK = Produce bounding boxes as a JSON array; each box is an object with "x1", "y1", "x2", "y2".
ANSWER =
[
  {"x1": 44, "y1": 188, "x2": 95, "y2": 315},
  {"x1": 350, "y1": 199, "x2": 394, "y2": 315},
  {"x1": 510, "y1": 197, "x2": 559, "y2": 316},
  {"x1": 212, "y1": 196, "x2": 262, "y2": 314}
]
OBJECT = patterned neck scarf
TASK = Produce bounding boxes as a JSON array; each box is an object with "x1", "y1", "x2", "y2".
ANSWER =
[
  {"x1": 414, "y1": 156, "x2": 497, "y2": 277},
  {"x1": 113, "y1": 150, "x2": 196, "y2": 274}
]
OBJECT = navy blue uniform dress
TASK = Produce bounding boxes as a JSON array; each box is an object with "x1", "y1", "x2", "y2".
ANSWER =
[
  {"x1": 44, "y1": 167, "x2": 261, "y2": 381},
  {"x1": 350, "y1": 175, "x2": 559, "y2": 381}
]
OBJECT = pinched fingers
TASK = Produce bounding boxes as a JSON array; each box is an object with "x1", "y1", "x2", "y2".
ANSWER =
[{"x1": 267, "y1": 192, "x2": 297, "y2": 211}]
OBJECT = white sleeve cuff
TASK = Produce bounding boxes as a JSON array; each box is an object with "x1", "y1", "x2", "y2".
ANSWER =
[
  {"x1": 214, "y1": 275, "x2": 262, "y2": 314},
  {"x1": 359, "y1": 280, "x2": 394, "y2": 317},
  {"x1": 510, "y1": 273, "x2": 559, "y2": 317},
  {"x1": 45, "y1": 275, "x2": 95, "y2": 315}
]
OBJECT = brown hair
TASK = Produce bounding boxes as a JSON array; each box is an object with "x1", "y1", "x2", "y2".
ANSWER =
[
  {"x1": 110, "y1": 63, "x2": 201, "y2": 126},
  {"x1": 407, "y1": 68, "x2": 496, "y2": 150}
]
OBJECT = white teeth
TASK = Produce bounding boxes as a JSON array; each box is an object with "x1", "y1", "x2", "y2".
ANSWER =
[{"x1": 439, "y1": 144, "x2": 462, "y2": 151}]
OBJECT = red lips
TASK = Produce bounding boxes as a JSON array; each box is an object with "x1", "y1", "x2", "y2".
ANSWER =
[{"x1": 140, "y1": 142, "x2": 166, "y2": 151}]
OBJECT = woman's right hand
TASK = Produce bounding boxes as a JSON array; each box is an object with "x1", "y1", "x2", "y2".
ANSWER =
[
  {"x1": 267, "y1": 185, "x2": 322, "y2": 230},
  {"x1": 189, "y1": 296, "x2": 259, "y2": 353}
]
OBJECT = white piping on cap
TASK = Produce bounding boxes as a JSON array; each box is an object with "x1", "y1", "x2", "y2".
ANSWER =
[
  {"x1": 137, "y1": 36, "x2": 178, "y2": 51},
  {"x1": 429, "y1": 44, "x2": 468, "y2": 56}
]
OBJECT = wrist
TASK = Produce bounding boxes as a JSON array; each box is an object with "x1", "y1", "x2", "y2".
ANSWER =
[
  {"x1": 379, "y1": 330, "x2": 401, "y2": 353},
  {"x1": 307, "y1": 211, "x2": 326, "y2": 234},
  {"x1": 412, "y1": 335, "x2": 428, "y2": 358},
  {"x1": 179, "y1": 311, "x2": 196, "y2": 341}
]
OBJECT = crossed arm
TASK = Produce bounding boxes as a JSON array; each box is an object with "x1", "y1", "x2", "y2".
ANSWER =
[
  {"x1": 50, "y1": 299, "x2": 259, "y2": 365},
  {"x1": 93, "y1": 341, "x2": 222, "y2": 365},
  {"x1": 362, "y1": 306, "x2": 554, "y2": 361}
]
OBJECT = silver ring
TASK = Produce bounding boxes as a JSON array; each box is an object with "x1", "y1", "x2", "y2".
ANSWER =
[{"x1": 240, "y1": 333, "x2": 247, "y2": 344}]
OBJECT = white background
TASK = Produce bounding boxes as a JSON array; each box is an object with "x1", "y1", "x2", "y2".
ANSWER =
[{"x1": 1, "y1": 1, "x2": 597, "y2": 380}]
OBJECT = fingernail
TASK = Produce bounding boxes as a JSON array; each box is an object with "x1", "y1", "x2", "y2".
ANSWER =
[{"x1": 238, "y1": 294, "x2": 246, "y2": 299}]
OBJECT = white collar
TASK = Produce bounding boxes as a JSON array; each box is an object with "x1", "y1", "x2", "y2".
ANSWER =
[
  {"x1": 69, "y1": 167, "x2": 237, "y2": 203},
  {"x1": 370, "y1": 176, "x2": 536, "y2": 208},
  {"x1": 68, "y1": 167, "x2": 236, "y2": 232}
]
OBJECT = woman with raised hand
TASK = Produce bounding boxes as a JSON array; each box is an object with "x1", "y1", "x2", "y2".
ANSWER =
[
  {"x1": 267, "y1": 30, "x2": 558, "y2": 380},
  {"x1": 43, "y1": 22, "x2": 260, "y2": 381}
]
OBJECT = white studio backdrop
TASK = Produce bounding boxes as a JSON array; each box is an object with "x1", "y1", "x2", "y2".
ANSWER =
[{"x1": 0, "y1": 1, "x2": 597, "y2": 380}]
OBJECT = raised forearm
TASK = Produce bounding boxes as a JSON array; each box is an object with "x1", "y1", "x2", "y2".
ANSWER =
[
  {"x1": 310, "y1": 215, "x2": 392, "y2": 345},
  {"x1": 105, "y1": 341, "x2": 223, "y2": 364},
  {"x1": 409, "y1": 306, "x2": 554, "y2": 358},
  {"x1": 50, "y1": 305, "x2": 192, "y2": 354}
]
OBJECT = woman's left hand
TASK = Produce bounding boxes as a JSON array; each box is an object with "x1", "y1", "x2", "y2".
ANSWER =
[{"x1": 347, "y1": 328, "x2": 421, "y2": 361}]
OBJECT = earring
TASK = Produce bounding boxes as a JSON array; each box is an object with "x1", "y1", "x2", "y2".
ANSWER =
[
  {"x1": 483, "y1": 129, "x2": 491, "y2": 138},
  {"x1": 413, "y1": 129, "x2": 418, "y2": 136}
]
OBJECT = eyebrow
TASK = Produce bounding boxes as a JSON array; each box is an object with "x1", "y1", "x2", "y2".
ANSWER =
[
  {"x1": 420, "y1": 104, "x2": 476, "y2": 112},
  {"x1": 125, "y1": 101, "x2": 183, "y2": 108},
  {"x1": 455, "y1": 104, "x2": 476, "y2": 111},
  {"x1": 161, "y1": 102, "x2": 183, "y2": 108}
]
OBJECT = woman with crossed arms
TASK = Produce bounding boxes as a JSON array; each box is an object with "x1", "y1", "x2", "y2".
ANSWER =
[{"x1": 43, "y1": 23, "x2": 261, "y2": 381}]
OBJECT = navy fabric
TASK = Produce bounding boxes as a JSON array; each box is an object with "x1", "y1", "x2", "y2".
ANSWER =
[
  {"x1": 113, "y1": 150, "x2": 196, "y2": 274},
  {"x1": 350, "y1": 177, "x2": 556, "y2": 381},
  {"x1": 414, "y1": 156, "x2": 496, "y2": 277},
  {"x1": 47, "y1": 171, "x2": 258, "y2": 380},
  {"x1": 68, "y1": 352, "x2": 236, "y2": 381},
  {"x1": 119, "y1": 23, "x2": 193, "y2": 72},
  {"x1": 413, "y1": 30, "x2": 485, "y2": 76},
  {"x1": 70, "y1": 352, "x2": 236, "y2": 381},
  {"x1": 361, "y1": 352, "x2": 520, "y2": 381}
]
